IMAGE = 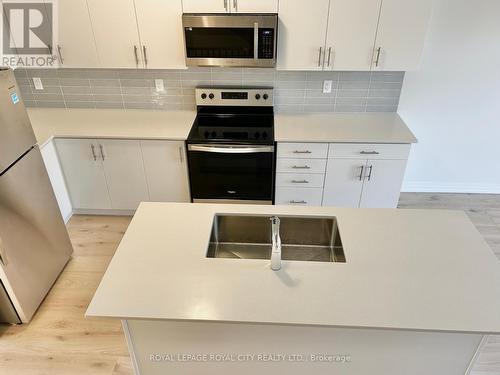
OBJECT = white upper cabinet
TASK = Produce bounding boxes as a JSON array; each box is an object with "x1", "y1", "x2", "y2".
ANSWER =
[
  {"x1": 134, "y1": 0, "x2": 185, "y2": 69},
  {"x1": 182, "y1": 0, "x2": 278, "y2": 13},
  {"x1": 325, "y1": 0, "x2": 381, "y2": 71},
  {"x1": 232, "y1": 0, "x2": 278, "y2": 13},
  {"x1": 55, "y1": 0, "x2": 100, "y2": 68},
  {"x1": 86, "y1": 0, "x2": 143, "y2": 68},
  {"x1": 372, "y1": 0, "x2": 433, "y2": 71},
  {"x1": 182, "y1": 0, "x2": 230, "y2": 13},
  {"x1": 277, "y1": 0, "x2": 331, "y2": 70}
]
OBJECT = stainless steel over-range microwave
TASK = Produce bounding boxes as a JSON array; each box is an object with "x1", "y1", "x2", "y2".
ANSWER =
[{"x1": 182, "y1": 14, "x2": 278, "y2": 68}]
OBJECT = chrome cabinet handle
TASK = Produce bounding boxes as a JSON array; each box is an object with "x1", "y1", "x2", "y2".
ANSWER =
[
  {"x1": 233, "y1": 0, "x2": 237, "y2": 11},
  {"x1": 360, "y1": 151, "x2": 380, "y2": 155},
  {"x1": 358, "y1": 165, "x2": 365, "y2": 181},
  {"x1": 366, "y1": 165, "x2": 373, "y2": 181},
  {"x1": 223, "y1": 0, "x2": 228, "y2": 11},
  {"x1": 318, "y1": 47, "x2": 323, "y2": 67},
  {"x1": 99, "y1": 145, "x2": 105, "y2": 161},
  {"x1": 48, "y1": 44, "x2": 52, "y2": 55},
  {"x1": 57, "y1": 45, "x2": 64, "y2": 65},
  {"x1": 178, "y1": 146, "x2": 184, "y2": 163},
  {"x1": 290, "y1": 200, "x2": 307, "y2": 204},
  {"x1": 327, "y1": 46, "x2": 332, "y2": 67},
  {"x1": 293, "y1": 150, "x2": 312, "y2": 154},
  {"x1": 291, "y1": 180, "x2": 309, "y2": 184},
  {"x1": 134, "y1": 45, "x2": 139, "y2": 67},
  {"x1": 292, "y1": 165, "x2": 311, "y2": 169},
  {"x1": 143, "y1": 45, "x2": 148, "y2": 68},
  {"x1": 91, "y1": 144, "x2": 97, "y2": 161},
  {"x1": 0, "y1": 236, "x2": 7, "y2": 266},
  {"x1": 374, "y1": 47, "x2": 382, "y2": 67}
]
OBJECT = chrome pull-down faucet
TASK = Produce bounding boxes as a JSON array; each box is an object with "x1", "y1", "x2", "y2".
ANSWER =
[{"x1": 270, "y1": 216, "x2": 281, "y2": 271}]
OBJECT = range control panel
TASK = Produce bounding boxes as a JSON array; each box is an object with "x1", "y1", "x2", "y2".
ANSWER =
[{"x1": 196, "y1": 88, "x2": 274, "y2": 107}]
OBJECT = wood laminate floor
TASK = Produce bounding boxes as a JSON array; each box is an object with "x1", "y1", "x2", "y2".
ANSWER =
[{"x1": 0, "y1": 193, "x2": 498, "y2": 374}]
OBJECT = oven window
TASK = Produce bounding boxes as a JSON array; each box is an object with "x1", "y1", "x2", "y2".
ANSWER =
[
  {"x1": 188, "y1": 150, "x2": 274, "y2": 201},
  {"x1": 185, "y1": 27, "x2": 254, "y2": 59}
]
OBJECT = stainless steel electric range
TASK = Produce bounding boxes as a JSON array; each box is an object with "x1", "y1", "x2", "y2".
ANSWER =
[{"x1": 186, "y1": 88, "x2": 275, "y2": 205}]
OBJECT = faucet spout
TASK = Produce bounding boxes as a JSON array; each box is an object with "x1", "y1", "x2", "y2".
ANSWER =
[{"x1": 270, "y1": 216, "x2": 281, "y2": 271}]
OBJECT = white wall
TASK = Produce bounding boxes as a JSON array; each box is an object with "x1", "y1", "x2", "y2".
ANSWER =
[{"x1": 399, "y1": 0, "x2": 500, "y2": 193}]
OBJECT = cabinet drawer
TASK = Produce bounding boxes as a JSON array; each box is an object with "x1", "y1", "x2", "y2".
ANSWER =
[
  {"x1": 275, "y1": 187, "x2": 323, "y2": 206},
  {"x1": 278, "y1": 143, "x2": 329, "y2": 159},
  {"x1": 276, "y1": 158, "x2": 327, "y2": 174},
  {"x1": 329, "y1": 143, "x2": 411, "y2": 160},
  {"x1": 276, "y1": 173, "x2": 325, "y2": 188}
]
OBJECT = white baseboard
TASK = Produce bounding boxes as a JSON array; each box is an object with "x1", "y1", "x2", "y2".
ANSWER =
[
  {"x1": 402, "y1": 181, "x2": 500, "y2": 194},
  {"x1": 72, "y1": 208, "x2": 136, "y2": 216}
]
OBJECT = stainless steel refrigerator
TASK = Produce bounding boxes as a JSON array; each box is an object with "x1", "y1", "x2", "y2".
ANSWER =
[{"x1": 0, "y1": 68, "x2": 73, "y2": 324}]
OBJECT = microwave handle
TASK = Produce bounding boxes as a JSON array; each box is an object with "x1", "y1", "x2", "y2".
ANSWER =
[{"x1": 254, "y1": 22, "x2": 259, "y2": 60}]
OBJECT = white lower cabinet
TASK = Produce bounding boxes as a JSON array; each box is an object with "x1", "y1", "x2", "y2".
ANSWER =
[
  {"x1": 322, "y1": 158, "x2": 366, "y2": 208},
  {"x1": 276, "y1": 142, "x2": 411, "y2": 208},
  {"x1": 55, "y1": 138, "x2": 190, "y2": 212},
  {"x1": 358, "y1": 159, "x2": 408, "y2": 208},
  {"x1": 98, "y1": 140, "x2": 149, "y2": 210},
  {"x1": 140, "y1": 140, "x2": 190, "y2": 202},
  {"x1": 55, "y1": 138, "x2": 112, "y2": 210}
]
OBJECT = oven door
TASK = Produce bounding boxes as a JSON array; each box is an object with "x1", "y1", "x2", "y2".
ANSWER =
[
  {"x1": 182, "y1": 14, "x2": 277, "y2": 68},
  {"x1": 187, "y1": 144, "x2": 275, "y2": 203}
]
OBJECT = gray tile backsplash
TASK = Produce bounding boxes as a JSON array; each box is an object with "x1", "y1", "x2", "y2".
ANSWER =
[{"x1": 14, "y1": 68, "x2": 404, "y2": 113}]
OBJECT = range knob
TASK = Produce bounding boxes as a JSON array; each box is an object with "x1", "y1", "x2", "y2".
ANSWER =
[
  {"x1": 209, "y1": 93, "x2": 215, "y2": 100},
  {"x1": 255, "y1": 93, "x2": 261, "y2": 100},
  {"x1": 254, "y1": 132, "x2": 261, "y2": 139},
  {"x1": 263, "y1": 93, "x2": 269, "y2": 100},
  {"x1": 201, "y1": 93, "x2": 207, "y2": 99},
  {"x1": 204, "y1": 131, "x2": 210, "y2": 138},
  {"x1": 262, "y1": 131, "x2": 268, "y2": 139},
  {"x1": 211, "y1": 131, "x2": 217, "y2": 138}
]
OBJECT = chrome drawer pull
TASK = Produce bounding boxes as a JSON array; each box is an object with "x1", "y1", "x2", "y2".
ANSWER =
[
  {"x1": 293, "y1": 150, "x2": 312, "y2": 154},
  {"x1": 292, "y1": 165, "x2": 311, "y2": 169},
  {"x1": 358, "y1": 165, "x2": 365, "y2": 181},
  {"x1": 360, "y1": 151, "x2": 380, "y2": 155},
  {"x1": 291, "y1": 180, "x2": 309, "y2": 184},
  {"x1": 290, "y1": 200, "x2": 307, "y2": 204}
]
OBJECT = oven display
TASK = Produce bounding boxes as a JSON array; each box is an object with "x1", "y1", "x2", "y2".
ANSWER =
[{"x1": 222, "y1": 92, "x2": 248, "y2": 100}]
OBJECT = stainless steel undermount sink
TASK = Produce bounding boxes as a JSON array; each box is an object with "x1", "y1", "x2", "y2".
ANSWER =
[{"x1": 207, "y1": 215, "x2": 346, "y2": 263}]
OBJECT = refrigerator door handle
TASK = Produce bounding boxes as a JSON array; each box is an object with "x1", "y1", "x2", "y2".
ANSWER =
[{"x1": 0, "y1": 237, "x2": 7, "y2": 266}]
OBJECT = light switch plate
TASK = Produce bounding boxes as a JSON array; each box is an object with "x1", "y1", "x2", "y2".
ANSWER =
[
  {"x1": 155, "y1": 79, "x2": 165, "y2": 93},
  {"x1": 323, "y1": 80, "x2": 333, "y2": 94},
  {"x1": 33, "y1": 77, "x2": 44, "y2": 90}
]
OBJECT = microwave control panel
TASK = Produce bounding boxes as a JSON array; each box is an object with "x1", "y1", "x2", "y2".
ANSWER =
[{"x1": 258, "y1": 29, "x2": 275, "y2": 59}]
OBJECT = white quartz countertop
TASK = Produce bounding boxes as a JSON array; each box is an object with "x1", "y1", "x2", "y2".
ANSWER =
[
  {"x1": 28, "y1": 108, "x2": 196, "y2": 146},
  {"x1": 28, "y1": 109, "x2": 417, "y2": 146},
  {"x1": 86, "y1": 203, "x2": 500, "y2": 334},
  {"x1": 274, "y1": 112, "x2": 417, "y2": 143}
]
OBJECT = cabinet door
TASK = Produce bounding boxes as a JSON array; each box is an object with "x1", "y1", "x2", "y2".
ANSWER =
[
  {"x1": 86, "y1": 0, "x2": 143, "y2": 68},
  {"x1": 55, "y1": 139, "x2": 111, "y2": 210},
  {"x1": 55, "y1": 0, "x2": 100, "y2": 68},
  {"x1": 140, "y1": 140, "x2": 190, "y2": 202},
  {"x1": 277, "y1": 0, "x2": 330, "y2": 70},
  {"x1": 372, "y1": 0, "x2": 433, "y2": 71},
  {"x1": 359, "y1": 159, "x2": 407, "y2": 208},
  {"x1": 182, "y1": 0, "x2": 229, "y2": 13},
  {"x1": 325, "y1": 0, "x2": 381, "y2": 71},
  {"x1": 98, "y1": 140, "x2": 149, "y2": 210},
  {"x1": 134, "y1": 0, "x2": 185, "y2": 69},
  {"x1": 323, "y1": 159, "x2": 366, "y2": 208},
  {"x1": 232, "y1": 0, "x2": 278, "y2": 13}
]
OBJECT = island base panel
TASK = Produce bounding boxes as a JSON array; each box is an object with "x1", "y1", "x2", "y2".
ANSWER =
[{"x1": 123, "y1": 319, "x2": 483, "y2": 375}]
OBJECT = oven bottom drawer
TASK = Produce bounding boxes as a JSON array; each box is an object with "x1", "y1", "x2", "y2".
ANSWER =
[{"x1": 275, "y1": 187, "x2": 323, "y2": 206}]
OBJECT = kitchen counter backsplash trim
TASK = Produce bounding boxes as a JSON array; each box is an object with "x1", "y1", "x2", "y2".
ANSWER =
[{"x1": 15, "y1": 68, "x2": 404, "y2": 113}]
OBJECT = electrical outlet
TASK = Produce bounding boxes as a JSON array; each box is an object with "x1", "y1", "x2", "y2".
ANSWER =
[
  {"x1": 323, "y1": 80, "x2": 333, "y2": 94},
  {"x1": 33, "y1": 77, "x2": 44, "y2": 90},
  {"x1": 155, "y1": 79, "x2": 165, "y2": 93}
]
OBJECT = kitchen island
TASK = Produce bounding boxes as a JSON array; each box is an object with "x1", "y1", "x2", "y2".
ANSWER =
[{"x1": 86, "y1": 203, "x2": 500, "y2": 375}]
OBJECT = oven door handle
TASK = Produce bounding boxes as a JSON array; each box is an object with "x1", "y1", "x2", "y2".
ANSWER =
[{"x1": 188, "y1": 144, "x2": 274, "y2": 154}]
